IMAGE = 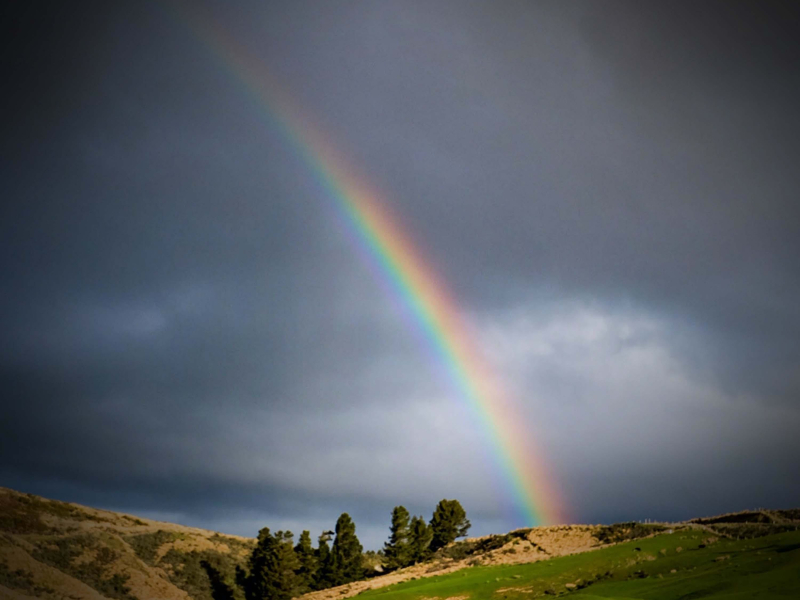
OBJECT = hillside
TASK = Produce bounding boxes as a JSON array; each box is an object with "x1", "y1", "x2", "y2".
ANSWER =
[
  {"x1": 303, "y1": 510, "x2": 800, "y2": 600},
  {"x1": 355, "y1": 525, "x2": 800, "y2": 600},
  {"x1": 1, "y1": 487, "x2": 798, "y2": 600},
  {"x1": 0, "y1": 487, "x2": 254, "y2": 600}
]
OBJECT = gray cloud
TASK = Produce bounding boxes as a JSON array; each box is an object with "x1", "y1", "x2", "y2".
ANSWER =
[{"x1": 2, "y1": 0, "x2": 799, "y2": 549}]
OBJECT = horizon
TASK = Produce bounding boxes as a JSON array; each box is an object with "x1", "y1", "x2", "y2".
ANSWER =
[
  {"x1": 2, "y1": 0, "x2": 799, "y2": 552},
  {"x1": 3, "y1": 484, "x2": 790, "y2": 549}
]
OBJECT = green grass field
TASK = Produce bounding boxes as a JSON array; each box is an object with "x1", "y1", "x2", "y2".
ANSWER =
[{"x1": 359, "y1": 528, "x2": 800, "y2": 600}]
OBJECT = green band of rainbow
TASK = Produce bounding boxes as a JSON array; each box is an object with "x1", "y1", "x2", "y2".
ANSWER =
[{"x1": 174, "y1": 3, "x2": 564, "y2": 527}]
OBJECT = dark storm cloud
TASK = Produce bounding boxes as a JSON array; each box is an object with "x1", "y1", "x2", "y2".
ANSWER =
[
  {"x1": 2, "y1": 0, "x2": 799, "y2": 546},
  {"x1": 252, "y1": 0, "x2": 800, "y2": 399}
]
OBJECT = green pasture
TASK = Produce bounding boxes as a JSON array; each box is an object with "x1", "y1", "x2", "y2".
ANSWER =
[{"x1": 359, "y1": 528, "x2": 800, "y2": 600}]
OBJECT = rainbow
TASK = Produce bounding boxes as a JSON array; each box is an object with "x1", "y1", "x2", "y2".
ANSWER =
[{"x1": 172, "y1": 3, "x2": 564, "y2": 527}]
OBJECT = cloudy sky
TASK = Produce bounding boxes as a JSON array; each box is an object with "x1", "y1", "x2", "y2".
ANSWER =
[{"x1": 2, "y1": 0, "x2": 799, "y2": 549}]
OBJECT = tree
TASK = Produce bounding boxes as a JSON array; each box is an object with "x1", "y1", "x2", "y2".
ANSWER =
[
  {"x1": 201, "y1": 560, "x2": 236, "y2": 600},
  {"x1": 237, "y1": 528, "x2": 300, "y2": 600},
  {"x1": 361, "y1": 549, "x2": 385, "y2": 576},
  {"x1": 429, "y1": 499, "x2": 471, "y2": 552},
  {"x1": 331, "y1": 513, "x2": 363, "y2": 585},
  {"x1": 294, "y1": 530, "x2": 318, "y2": 593},
  {"x1": 313, "y1": 531, "x2": 335, "y2": 590},
  {"x1": 383, "y1": 506, "x2": 411, "y2": 569},
  {"x1": 408, "y1": 515, "x2": 433, "y2": 564}
]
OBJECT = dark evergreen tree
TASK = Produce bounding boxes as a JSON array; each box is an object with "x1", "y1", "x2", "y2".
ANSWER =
[
  {"x1": 331, "y1": 513, "x2": 363, "y2": 585},
  {"x1": 313, "y1": 531, "x2": 335, "y2": 590},
  {"x1": 294, "y1": 530, "x2": 318, "y2": 593},
  {"x1": 237, "y1": 528, "x2": 300, "y2": 600},
  {"x1": 383, "y1": 506, "x2": 411, "y2": 570},
  {"x1": 408, "y1": 515, "x2": 433, "y2": 564},
  {"x1": 361, "y1": 549, "x2": 385, "y2": 576},
  {"x1": 429, "y1": 499, "x2": 471, "y2": 552},
  {"x1": 201, "y1": 560, "x2": 236, "y2": 600}
]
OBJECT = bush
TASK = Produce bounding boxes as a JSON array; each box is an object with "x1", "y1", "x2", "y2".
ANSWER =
[
  {"x1": 694, "y1": 512, "x2": 771, "y2": 525},
  {"x1": 707, "y1": 523, "x2": 797, "y2": 539},
  {"x1": 32, "y1": 536, "x2": 135, "y2": 600},
  {"x1": 0, "y1": 560, "x2": 55, "y2": 596},
  {"x1": 437, "y1": 533, "x2": 515, "y2": 561},
  {"x1": 593, "y1": 523, "x2": 665, "y2": 545},
  {"x1": 160, "y1": 547, "x2": 246, "y2": 600},
  {"x1": 126, "y1": 530, "x2": 179, "y2": 565},
  {"x1": 775, "y1": 509, "x2": 800, "y2": 521}
]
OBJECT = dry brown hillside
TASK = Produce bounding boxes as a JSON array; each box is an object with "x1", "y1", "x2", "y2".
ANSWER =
[{"x1": 0, "y1": 487, "x2": 253, "y2": 600}]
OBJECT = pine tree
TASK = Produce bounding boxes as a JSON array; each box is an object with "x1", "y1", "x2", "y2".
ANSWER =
[
  {"x1": 429, "y1": 499, "x2": 471, "y2": 552},
  {"x1": 237, "y1": 528, "x2": 300, "y2": 600},
  {"x1": 331, "y1": 513, "x2": 363, "y2": 585},
  {"x1": 383, "y1": 506, "x2": 411, "y2": 570},
  {"x1": 313, "y1": 531, "x2": 335, "y2": 590},
  {"x1": 408, "y1": 515, "x2": 433, "y2": 564},
  {"x1": 201, "y1": 560, "x2": 236, "y2": 600},
  {"x1": 294, "y1": 530, "x2": 318, "y2": 593}
]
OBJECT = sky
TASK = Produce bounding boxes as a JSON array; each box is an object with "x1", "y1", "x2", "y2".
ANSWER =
[{"x1": 2, "y1": 0, "x2": 800, "y2": 550}]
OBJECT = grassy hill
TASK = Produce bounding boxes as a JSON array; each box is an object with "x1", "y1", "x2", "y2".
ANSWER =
[
  {"x1": 354, "y1": 525, "x2": 800, "y2": 600},
  {"x1": 1, "y1": 486, "x2": 798, "y2": 599}
]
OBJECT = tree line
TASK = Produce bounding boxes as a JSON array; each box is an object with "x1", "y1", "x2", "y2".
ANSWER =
[{"x1": 235, "y1": 499, "x2": 470, "y2": 600}]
